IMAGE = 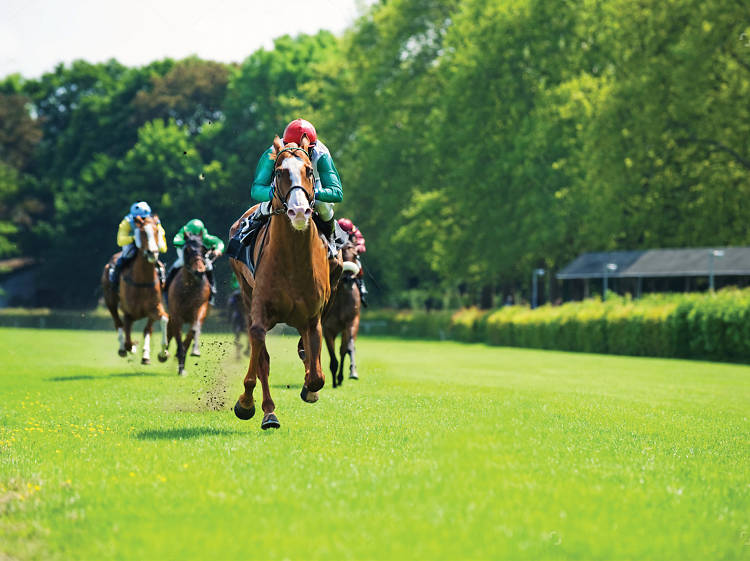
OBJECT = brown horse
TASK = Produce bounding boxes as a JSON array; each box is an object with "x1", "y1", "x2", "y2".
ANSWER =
[
  {"x1": 166, "y1": 234, "x2": 212, "y2": 376},
  {"x1": 102, "y1": 215, "x2": 169, "y2": 364},
  {"x1": 229, "y1": 135, "x2": 337, "y2": 429},
  {"x1": 323, "y1": 242, "x2": 361, "y2": 387}
]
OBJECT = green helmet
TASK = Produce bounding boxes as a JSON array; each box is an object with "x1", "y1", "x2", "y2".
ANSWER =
[{"x1": 185, "y1": 219, "x2": 205, "y2": 235}]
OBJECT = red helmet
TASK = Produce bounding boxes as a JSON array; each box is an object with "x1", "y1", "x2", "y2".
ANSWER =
[
  {"x1": 337, "y1": 218, "x2": 354, "y2": 233},
  {"x1": 283, "y1": 119, "x2": 317, "y2": 145}
]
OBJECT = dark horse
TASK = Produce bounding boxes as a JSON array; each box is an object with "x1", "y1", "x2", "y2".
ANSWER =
[
  {"x1": 229, "y1": 135, "x2": 338, "y2": 429},
  {"x1": 102, "y1": 215, "x2": 169, "y2": 364},
  {"x1": 323, "y1": 241, "x2": 361, "y2": 387},
  {"x1": 166, "y1": 233, "x2": 212, "y2": 376}
]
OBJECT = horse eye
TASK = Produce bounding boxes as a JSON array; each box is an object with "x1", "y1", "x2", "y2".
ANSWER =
[{"x1": 306, "y1": 167, "x2": 313, "y2": 178}]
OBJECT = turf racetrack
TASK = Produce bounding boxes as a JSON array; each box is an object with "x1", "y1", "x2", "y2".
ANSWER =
[{"x1": 1, "y1": 327, "x2": 748, "y2": 560}]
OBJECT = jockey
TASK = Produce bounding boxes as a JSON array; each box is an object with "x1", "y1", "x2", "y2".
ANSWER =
[
  {"x1": 228, "y1": 118, "x2": 343, "y2": 259},
  {"x1": 165, "y1": 218, "x2": 224, "y2": 305},
  {"x1": 109, "y1": 201, "x2": 167, "y2": 289},
  {"x1": 337, "y1": 218, "x2": 369, "y2": 307}
]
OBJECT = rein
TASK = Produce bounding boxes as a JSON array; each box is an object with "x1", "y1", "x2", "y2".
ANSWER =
[
  {"x1": 122, "y1": 274, "x2": 159, "y2": 288},
  {"x1": 251, "y1": 145, "x2": 316, "y2": 276},
  {"x1": 270, "y1": 147, "x2": 316, "y2": 214}
]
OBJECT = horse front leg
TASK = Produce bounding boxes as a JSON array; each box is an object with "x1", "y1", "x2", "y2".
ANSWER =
[
  {"x1": 157, "y1": 314, "x2": 169, "y2": 362},
  {"x1": 141, "y1": 319, "x2": 154, "y2": 365},
  {"x1": 175, "y1": 321, "x2": 187, "y2": 376},
  {"x1": 123, "y1": 315, "x2": 136, "y2": 355},
  {"x1": 190, "y1": 303, "x2": 209, "y2": 357},
  {"x1": 338, "y1": 330, "x2": 348, "y2": 386},
  {"x1": 300, "y1": 317, "x2": 325, "y2": 403},
  {"x1": 346, "y1": 324, "x2": 358, "y2": 380},
  {"x1": 235, "y1": 322, "x2": 278, "y2": 429}
]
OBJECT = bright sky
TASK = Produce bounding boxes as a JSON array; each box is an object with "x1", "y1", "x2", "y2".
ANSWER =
[{"x1": 0, "y1": 0, "x2": 365, "y2": 79}]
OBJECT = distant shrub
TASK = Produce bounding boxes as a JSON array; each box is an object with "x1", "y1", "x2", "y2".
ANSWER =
[{"x1": 361, "y1": 288, "x2": 750, "y2": 363}]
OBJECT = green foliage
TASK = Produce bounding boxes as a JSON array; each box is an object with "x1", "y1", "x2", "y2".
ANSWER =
[{"x1": 1, "y1": 0, "x2": 749, "y2": 306}]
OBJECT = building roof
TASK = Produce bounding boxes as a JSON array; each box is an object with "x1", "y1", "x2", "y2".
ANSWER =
[{"x1": 556, "y1": 247, "x2": 750, "y2": 279}]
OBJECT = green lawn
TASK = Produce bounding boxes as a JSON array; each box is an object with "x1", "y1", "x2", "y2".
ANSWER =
[{"x1": 0, "y1": 327, "x2": 748, "y2": 560}]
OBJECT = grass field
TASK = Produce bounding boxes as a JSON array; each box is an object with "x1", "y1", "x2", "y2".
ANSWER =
[{"x1": 0, "y1": 327, "x2": 748, "y2": 560}]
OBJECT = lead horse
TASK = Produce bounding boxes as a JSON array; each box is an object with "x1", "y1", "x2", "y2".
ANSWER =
[
  {"x1": 101, "y1": 215, "x2": 169, "y2": 364},
  {"x1": 229, "y1": 135, "x2": 336, "y2": 429}
]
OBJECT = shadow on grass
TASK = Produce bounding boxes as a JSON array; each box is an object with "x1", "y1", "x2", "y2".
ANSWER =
[
  {"x1": 109, "y1": 371, "x2": 159, "y2": 378},
  {"x1": 48, "y1": 375, "x2": 97, "y2": 382},
  {"x1": 135, "y1": 427, "x2": 242, "y2": 440}
]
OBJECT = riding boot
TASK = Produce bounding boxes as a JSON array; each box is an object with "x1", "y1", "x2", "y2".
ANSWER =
[
  {"x1": 109, "y1": 259, "x2": 122, "y2": 289},
  {"x1": 165, "y1": 265, "x2": 179, "y2": 293},
  {"x1": 207, "y1": 269, "x2": 217, "y2": 306},
  {"x1": 157, "y1": 261, "x2": 166, "y2": 289},
  {"x1": 316, "y1": 216, "x2": 347, "y2": 260},
  {"x1": 227, "y1": 207, "x2": 269, "y2": 259},
  {"x1": 357, "y1": 278, "x2": 369, "y2": 308}
]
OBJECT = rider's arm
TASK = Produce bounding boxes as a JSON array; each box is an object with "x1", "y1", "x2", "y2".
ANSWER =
[
  {"x1": 157, "y1": 225, "x2": 168, "y2": 253},
  {"x1": 203, "y1": 234, "x2": 225, "y2": 254},
  {"x1": 173, "y1": 226, "x2": 186, "y2": 248},
  {"x1": 250, "y1": 146, "x2": 276, "y2": 202},
  {"x1": 117, "y1": 219, "x2": 134, "y2": 247},
  {"x1": 314, "y1": 149, "x2": 343, "y2": 203}
]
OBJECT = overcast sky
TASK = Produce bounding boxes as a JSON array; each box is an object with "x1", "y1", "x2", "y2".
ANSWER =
[{"x1": 0, "y1": 0, "x2": 366, "y2": 79}]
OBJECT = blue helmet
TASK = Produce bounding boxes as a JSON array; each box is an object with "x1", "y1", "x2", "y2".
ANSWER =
[{"x1": 130, "y1": 201, "x2": 151, "y2": 218}]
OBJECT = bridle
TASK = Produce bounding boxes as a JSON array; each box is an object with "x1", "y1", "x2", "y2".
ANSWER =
[{"x1": 269, "y1": 147, "x2": 315, "y2": 215}]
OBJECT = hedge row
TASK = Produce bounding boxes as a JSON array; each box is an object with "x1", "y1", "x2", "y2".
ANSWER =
[{"x1": 360, "y1": 289, "x2": 750, "y2": 363}]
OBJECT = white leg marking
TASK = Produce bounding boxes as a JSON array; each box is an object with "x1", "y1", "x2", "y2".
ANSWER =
[
  {"x1": 191, "y1": 321, "x2": 201, "y2": 354},
  {"x1": 142, "y1": 333, "x2": 151, "y2": 360},
  {"x1": 117, "y1": 327, "x2": 125, "y2": 351},
  {"x1": 160, "y1": 316, "x2": 169, "y2": 350}
]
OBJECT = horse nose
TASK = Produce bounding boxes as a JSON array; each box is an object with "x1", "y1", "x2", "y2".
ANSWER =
[{"x1": 287, "y1": 204, "x2": 312, "y2": 222}]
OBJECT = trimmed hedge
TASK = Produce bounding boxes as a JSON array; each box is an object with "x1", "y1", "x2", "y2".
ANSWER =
[{"x1": 360, "y1": 289, "x2": 750, "y2": 362}]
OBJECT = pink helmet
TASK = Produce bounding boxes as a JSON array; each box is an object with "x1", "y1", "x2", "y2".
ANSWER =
[
  {"x1": 283, "y1": 119, "x2": 317, "y2": 145},
  {"x1": 337, "y1": 218, "x2": 354, "y2": 233}
]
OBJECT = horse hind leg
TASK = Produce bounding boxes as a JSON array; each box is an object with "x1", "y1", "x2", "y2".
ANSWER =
[
  {"x1": 324, "y1": 330, "x2": 338, "y2": 388},
  {"x1": 337, "y1": 331, "x2": 348, "y2": 386},
  {"x1": 141, "y1": 319, "x2": 154, "y2": 365}
]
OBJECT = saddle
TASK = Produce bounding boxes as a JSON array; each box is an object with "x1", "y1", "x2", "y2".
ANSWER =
[{"x1": 227, "y1": 213, "x2": 348, "y2": 278}]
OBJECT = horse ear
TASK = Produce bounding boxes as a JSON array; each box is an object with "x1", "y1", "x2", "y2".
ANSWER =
[
  {"x1": 300, "y1": 134, "x2": 310, "y2": 152},
  {"x1": 273, "y1": 135, "x2": 283, "y2": 153}
]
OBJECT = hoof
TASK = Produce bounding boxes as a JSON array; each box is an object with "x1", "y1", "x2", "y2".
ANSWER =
[
  {"x1": 157, "y1": 351, "x2": 168, "y2": 363},
  {"x1": 234, "y1": 400, "x2": 255, "y2": 420},
  {"x1": 118, "y1": 349, "x2": 127, "y2": 357},
  {"x1": 190, "y1": 350, "x2": 201, "y2": 357},
  {"x1": 349, "y1": 372, "x2": 359, "y2": 380},
  {"x1": 261, "y1": 413, "x2": 280, "y2": 430},
  {"x1": 300, "y1": 386, "x2": 319, "y2": 403},
  {"x1": 129, "y1": 345, "x2": 137, "y2": 354},
  {"x1": 141, "y1": 357, "x2": 151, "y2": 365},
  {"x1": 178, "y1": 368, "x2": 187, "y2": 376}
]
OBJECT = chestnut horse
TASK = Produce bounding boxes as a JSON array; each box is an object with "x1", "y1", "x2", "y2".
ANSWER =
[
  {"x1": 229, "y1": 136, "x2": 337, "y2": 430},
  {"x1": 102, "y1": 215, "x2": 169, "y2": 364},
  {"x1": 166, "y1": 233, "x2": 212, "y2": 376},
  {"x1": 323, "y1": 242, "x2": 361, "y2": 387}
]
